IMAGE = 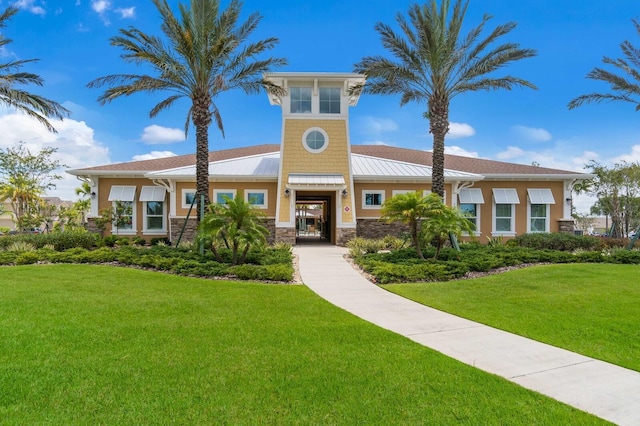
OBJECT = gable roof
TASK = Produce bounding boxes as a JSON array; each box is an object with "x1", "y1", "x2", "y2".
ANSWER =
[{"x1": 68, "y1": 143, "x2": 589, "y2": 179}]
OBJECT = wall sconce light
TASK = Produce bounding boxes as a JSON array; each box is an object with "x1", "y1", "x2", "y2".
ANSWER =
[
  {"x1": 565, "y1": 197, "x2": 572, "y2": 204},
  {"x1": 91, "y1": 191, "x2": 96, "y2": 199},
  {"x1": 342, "y1": 189, "x2": 348, "y2": 198},
  {"x1": 284, "y1": 188, "x2": 290, "y2": 197}
]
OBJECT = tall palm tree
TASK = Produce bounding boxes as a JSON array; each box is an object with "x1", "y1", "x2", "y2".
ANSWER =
[
  {"x1": 354, "y1": 0, "x2": 536, "y2": 197},
  {"x1": 88, "y1": 0, "x2": 287, "y2": 218},
  {"x1": 0, "y1": 7, "x2": 69, "y2": 132},
  {"x1": 568, "y1": 19, "x2": 640, "y2": 111}
]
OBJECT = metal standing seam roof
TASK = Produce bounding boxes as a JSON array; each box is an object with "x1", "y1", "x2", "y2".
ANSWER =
[
  {"x1": 146, "y1": 152, "x2": 280, "y2": 178},
  {"x1": 351, "y1": 154, "x2": 483, "y2": 180},
  {"x1": 145, "y1": 152, "x2": 485, "y2": 181}
]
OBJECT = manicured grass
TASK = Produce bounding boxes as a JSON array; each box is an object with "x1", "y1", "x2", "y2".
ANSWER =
[
  {"x1": 0, "y1": 265, "x2": 604, "y2": 424},
  {"x1": 383, "y1": 263, "x2": 640, "y2": 372}
]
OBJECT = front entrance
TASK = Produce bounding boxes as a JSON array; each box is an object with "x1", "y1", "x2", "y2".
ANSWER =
[{"x1": 295, "y1": 192, "x2": 334, "y2": 244}]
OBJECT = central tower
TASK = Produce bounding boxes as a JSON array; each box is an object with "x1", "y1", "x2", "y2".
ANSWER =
[{"x1": 264, "y1": 72, "x2": 365, "y2": 245}]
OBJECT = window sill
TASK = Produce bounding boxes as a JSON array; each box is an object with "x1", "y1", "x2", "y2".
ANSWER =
[
  {"x1": 143, "y1": 230, "x2": 167, "y2": 235},
  {"x1": 491, "y1": 232, "x2": 516, "y2": 237}
]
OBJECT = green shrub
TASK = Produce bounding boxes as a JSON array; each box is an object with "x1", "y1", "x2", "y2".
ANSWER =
[
  {"x1": 6, "y1": 241, "x2": 36, "y2": 253},
  {"x1": 514, "y1": 233, "x2": 603, "y2": 251},
  {"x1": 150, "y1": 237, "x2": 171, "y2": 246},
  {"x1": 16, "y1": 252, "x2": 40, "y2": 265},
  {"x1": 133, "y1": 237, "x2": 146, "y2": 246},
  {"x1": 116, "y1": 237, "x2": 131, "y2": 246},
  {"x1": 103, "y1": 235, "x2": 118, "y2": 247},
  {"x1": 228, "y1": 264, "x2": 293, "y2": 281},
  {"x1": 0, "y1": 251, "x2": 18, "y2": 265}
]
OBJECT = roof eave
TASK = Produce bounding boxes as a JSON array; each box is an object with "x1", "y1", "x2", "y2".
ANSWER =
[{"x1": 482, "y1": 173, "x2": 594, "y2": 180}]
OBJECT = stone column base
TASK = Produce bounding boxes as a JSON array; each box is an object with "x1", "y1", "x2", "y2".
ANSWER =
[
  {"x1": 336, "y1": 227, "x2": 356, "y2": 246},
  {"x1": 275, "y1": 227, "x2": 296, "y2": 245}
]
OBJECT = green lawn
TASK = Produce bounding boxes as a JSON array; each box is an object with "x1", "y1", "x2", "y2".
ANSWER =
[
  {"x1": 0, "y1": 265, "x2": 604, "y2": 424},
  {"x1": 384, "y1": 263, "x2": 640, "y2": 372}
]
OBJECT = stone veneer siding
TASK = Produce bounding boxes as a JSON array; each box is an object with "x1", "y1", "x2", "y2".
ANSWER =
[
  {"x1": 557, "y1": 219, "x2": 576, "y2": 233},
  {"x1": 356, "y1": 219, "x2": 411, "y2": 240},
  {"x1": 336, "y1": 227, "x2": 356, "y2": 246},
  {"x1": 275, "y1": 227, "x2": 296, "y2": 245}
]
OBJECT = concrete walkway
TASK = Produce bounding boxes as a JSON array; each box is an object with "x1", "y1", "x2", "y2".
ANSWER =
[{"x1": 295, "y1": 244, "x2": 640, "y2": 426}]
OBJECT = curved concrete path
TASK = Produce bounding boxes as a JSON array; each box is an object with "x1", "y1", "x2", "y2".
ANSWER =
[{"x1": 295, "y1": 244, "x2": 640, "y2": 426}]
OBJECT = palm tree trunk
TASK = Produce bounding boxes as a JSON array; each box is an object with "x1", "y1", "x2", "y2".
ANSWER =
[
  {"x1": 429, "y1": 94, "x2": 449, "y2": 199},
  {"x1": 411, "y1": 219, "x2": 424, "y2": 260},
  {"x1": 192, "y1": 96, "x2": 212, "y2": 222}
]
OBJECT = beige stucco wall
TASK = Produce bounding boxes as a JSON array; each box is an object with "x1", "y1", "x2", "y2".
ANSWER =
[
  {"x1": 174, "y1": 181, "x2": 277, "y2": 217},
  {"x1": 353, "y1": 182, "x2": 449, "y2": 219}
]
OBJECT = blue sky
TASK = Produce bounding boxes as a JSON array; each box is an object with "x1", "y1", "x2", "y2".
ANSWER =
[{"x1": 2, "y1": 0, "x2": 640, "y2": 213}]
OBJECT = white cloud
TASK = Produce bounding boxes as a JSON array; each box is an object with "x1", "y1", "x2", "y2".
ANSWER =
[
  {"x1": 496, "y1": 146, "x2": 525, "y2": 160},
  {"x1": 511, "y1": 125, "x2": 552, "y2": 142},
  {"x1": 132, "y1": 151, "x2": 177, "y2": 161},
  {"x1": 611, "y1": 144, "x2": 640, "y2": 164},
  {"x1": 359, "y1": 116, "x2": 398, "y2": 136},
  {"x1": 13, "y1": 0, "x2": 46, "y2": 15},
  {"x1": 0, "y1": 111, "x2": 110, "y2": 201},
  {"x1": 91, "y1": 0, "x2": 111, "y2": 24},
  {"x1": 140, "y1": 125, "x2": 185, "y2": 145},
  {"x1": 447, "y1": 122, "x2": 475, "y2": 139},
  {"x1": 444, "y1": 145, "x2": 479, "y2": 158},
  {"x1": 114, "y1": 6, "x2": 135, "y2": 19}
]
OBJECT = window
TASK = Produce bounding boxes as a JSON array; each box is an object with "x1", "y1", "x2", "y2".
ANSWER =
[
  {"x1": 112, "y1": 200, "x2": 134, "y2": 233},
  {"x1": 213, "y1": 189, "x2": 236, "y2": 204},
  {"x1": 458, "y1": 188, "x2": 484, "y2": 233},
  {"x1": 530, "y1": 204, "x2": 547, "y2": 232},
  {"x1": 108, "y1": 186, "x2": 136, "y2": 234},
  {"x1": 459, "y1": 203, "x2": 478, "y2": 230},
  {"x1": 182, "y1": 189, "x2": 197, "y2": 208},
  {"x1": 319, "y1": 87, "x2": 340, "y2": 114},
  {"x1": 495, "y1": 204, "x2": 513, "y2": 232},
  {"x1": 302, "y1": 127, "x2": 329, "y2": 153},
  {"x1": 139, "y1": 186, "x2": 167, "y2": 233},
  {"x1": 527, "y1": 189, "x2": 555, "y2": 233},
  {"x1": 290, "y1": 87, "x2": 311, "y2": 113},
  {"x1": 145, "y1": 201, "x2": 165, "y2": 231},
  {"x1": 492, "y1": 189, "x2": 520, "y2": 235},
  {"x1": 362, "y1": 190, "x2": 385, "y2": 209},
  {"x1": 245, "y1": 190, "x2": 268, "y2": 209}
]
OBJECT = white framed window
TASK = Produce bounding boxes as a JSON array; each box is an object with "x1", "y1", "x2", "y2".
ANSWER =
[
  {"x1": 213, "y1": 189, "x2": 237, "y2": 204},
  {"x1": 492, "y1": 188, "x2": 520, "y2": 235},
  {"x1": 458, "y1": 188, "x2": 484, "y2": 234},
  {"x1": 181, "y1": 189, "x2": 197, "y2": 208},
  {"x1": 302, "y1": 127, "x2": 329, "y2": 154},
  {"x1": 144, "y1": 201, "x2": 166, "y2": 233},
  {"x1": 527, "y1": 189, "x2": 555, "y2": 233},
  {"x1": 319, "y1": 87, "x2": 340, "y2": 114},
  {"x1": 111, "y1": 200, "x2": 136, "y2": 234},
  {"x1": 362, "y1": 190, "x2": 385, "y2": 209},
  {"x1": 108, "y1": 185, "x2": 137, "y2": 234},
  {"x1": 290, "y1": 87, "x2": 312, "y2": 113},
  {"x1": 245, "y1": 189, "x2": 268, "y2": 209}
]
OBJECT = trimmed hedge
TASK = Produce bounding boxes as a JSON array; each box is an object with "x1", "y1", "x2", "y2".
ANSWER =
[
  {"x1": 0, "y1": 242, "x2": 294, "y2": 282},
  {"x1": 352, "y1": 240, "x2": 640, "y2": 283}
]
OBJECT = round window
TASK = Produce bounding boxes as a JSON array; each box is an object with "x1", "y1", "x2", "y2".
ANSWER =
[{"x1": 302, "y1": 128, "x2": 329, "y2": 153}]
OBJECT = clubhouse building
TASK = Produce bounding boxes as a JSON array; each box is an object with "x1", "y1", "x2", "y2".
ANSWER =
[{"x1": 67, "y1": 72, "x2": 591, "y2": 245}]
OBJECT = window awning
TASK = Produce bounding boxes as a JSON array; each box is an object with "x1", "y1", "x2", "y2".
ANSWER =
[
  {"x1": 527, "y1": 188, "x2": 555, "y2": 204},
  {"x1": 492, "y1": 188, "x2": 520, "y2": 204},
  {"x1": 108, "y1": 185, "x2": 136, "y2": 202},
  {"x1": 140, "y1": 186, "x2": 167, "y2": 202},
  {"x1": 288, "y1": 173, "x2": 345, "y2": 188},
  {"x1": 458, "y1": 188, "x2": 485, "y2": 204}
]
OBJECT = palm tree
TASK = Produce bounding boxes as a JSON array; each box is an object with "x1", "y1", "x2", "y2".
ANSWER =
[
  {"x1": 0, "y1": 174, "x2": 43, "y2": 231},
  {"x1": 198, "y1": 194, "x2": 269, "y2": 265},
  {"x1": 0, "y1": 7, "x2": 69, "y2": 132},
  {"x1": 88, "y1": 0, "x2": 287, "y2": 218},
  {"x1": 568, "y1": 20, "x2": 640, "y2": 111},
  {"x1": 354, "y1": 0, "x2": 536, "y2": 198},
  {"x1": 381, "y1": 191, "x2": 437, "y2": 259}
]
